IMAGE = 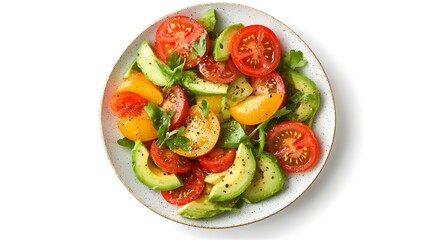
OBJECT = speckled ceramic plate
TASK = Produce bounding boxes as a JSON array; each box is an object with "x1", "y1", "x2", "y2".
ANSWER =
[{"x1": 100, "y1": 2, "x2": 335, "y2": 229}]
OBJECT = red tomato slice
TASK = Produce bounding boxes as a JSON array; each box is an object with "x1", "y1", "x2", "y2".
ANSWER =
[
  {"x1": 110, "y1": 91, "x2": 148, "y2": 118},
  {"x1": 265, "y1": 121, "x2": 319, "y2": 173},
  {"x1": 198, "y1": 55, "x2": 238, "y2": 84},
  {"x1": 250, "y1": 71, "x2": 286, "y2": 106},
  {"x1": 160, "y1": 85, "x2": 190, "y2": 131},
  {"x1": 161, "y1": 163, "x2": 205, "y2": 206},
  {"x1": 150, "y1": 141, "x2": 192, "y2": 174},
  {"x1": 230, "y1": 25, "x2": 281, "y2": 77},
  {"x1": 155, "y1": 15, "x2": 209, "y2": 70},
  {"x1": 197, "y1": 148, "x2": 236, "y2": 173}
]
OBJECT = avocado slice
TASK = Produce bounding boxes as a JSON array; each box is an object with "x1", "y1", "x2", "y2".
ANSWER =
[
  {"x1": 208, "y1": 142, "x2": 256, "y2": 202},
  {"x1": 220, "y1": 74, "x2": 253, "y2": 120},
  {"x1": 181, "y1": 71, "x2": 228, "y2": 95},
  {"x1": 213, "y1": 23, "x2": 243, "y2": 61},
  {"x1": 242, "y1": 152, "x2": 285, "y2": 203},
  {"x1": 283, "y1": 70, "x2": 320, "y2": 126},
  {"x1": 198, "y1": 9, "x2": 216, "y2": 33},
  {"x1": 177, "y1": 184, "x2": 238, "y2": 219},
  {"x1": 123, "y1": 59, "x2": 140, "y2": 79},
  {"x1": 136, "y1": 41, "x2": 172, "y2": 86},
  {"x1": 132, "y1": 140, "x2": 183, "y2": 191}
]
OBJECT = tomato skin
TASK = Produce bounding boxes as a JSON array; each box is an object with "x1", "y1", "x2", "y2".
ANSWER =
[
  {"x1": 230, "y1": 25, "x2": 281, "y2": 77},
  {"x1": 117, "y1": 111, "x2": 158, "y2": 142},
  {"x1": 155, "y1": 15, "x2": 209, "y2": 70},
  {"x1": 116, "y1": 72, "x2": 163, "y2": 105},
  {"x1": 265, "y1": 121, "x2": 319, "y2": 173},
  {"x1": 110, "y1": 91, "x2": 148, "y2": 118},
  {"x1": 197, "y1": 148, "x2": 236, "y2": 173},
  {"x1": 160, "y1": 85, "x2": 190, "y2": 131},
  {"x1": 229, "y1": 93, "x2": 283, "y2": 125},
  {"x1": 172, "y1": 105, "x2": 221, "y2": 158},
  {"x1": 250, "y1": 71, "x2": 286, "y2": 107},
  {"x1": 150, "y1": 141, "x2": 192, "y2": 174},
  {"x1": 198, "y1": 55, "x2": 238, "y2": 84},
  {"x1": 161, "y1": 163, "x2": 205, "y2": 206}
]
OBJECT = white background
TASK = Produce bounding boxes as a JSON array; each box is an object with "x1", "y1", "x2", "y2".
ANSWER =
[{"x1": 1, "y1": 0, "x2": 428, "y2": 239}]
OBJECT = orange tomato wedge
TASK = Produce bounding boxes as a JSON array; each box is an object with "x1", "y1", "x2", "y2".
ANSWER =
[
  {"x1": 116, "y1": 72, "x2": 163, "y2": 104},
  {"x1": 117, "y1": 111, "x2": 158, "y2": 141},
  {"x1": 173, "y1": 105, "x2": 220, "y2": 158},
  {"x1": 229, "y1": 93, "x2": 283, "y2": 125}
]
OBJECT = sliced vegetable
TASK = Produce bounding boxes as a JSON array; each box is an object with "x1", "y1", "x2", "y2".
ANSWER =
[
  {"x1": 160, "y1": 85, "x2": 190, "y2": 131},
  {"x1": 230, "y1": 25, "x2": 281, "y2": 77},
  {"x1": 116, "y1": 72, "x2": 163, "y2": 105},
  {"x1": 213, "y1": 23, "x2": 243, "y2": 61},
  {"x1": 110, "y1": 91, "x2": 148, "y2": 118},
  {"x1": 198, "y1": 9, "x2": 216, "y2": 33},
  {"x1": 173, "y1": 105, "x2": 220, "y2": 158},
  {"x1": 150, "y1": 141, "x2": 192, "y2": 174},
  {"x1": 197, "y1": 148, "x2": 236, "y2": 173},
  {"x1": 198, "y1": 55, "x2": 237, "y2": 84},
  {"x1": 265, "y1": 121, "x2": 319, "y2": 173},
  {"x1": 229, "y1": 93, "x2": 283, "y2": 125},
  {"x1": 161, "y1": 163, "x2": 205, "y2": 206},
  {"x1": 155, "y1": 15, "x2": 209, "y2": 70},
  {"x1": 132, "y1": 140, "x2": 183, "y2": 191},
  {"x1": 117, "y1": 111, "x2": 158, "y2": 142},
  {"x1": 250, "y1": 71, "x2": 286, "y2": 106}
]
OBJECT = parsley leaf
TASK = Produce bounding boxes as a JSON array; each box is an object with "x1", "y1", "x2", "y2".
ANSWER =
[
  {"x1": 166, "y1": 51, "x2": 182, "y2": 69},
  {"x1": 165, "y1": 126, "x2": 191, "y2": 151},
  {"x1": 200, "y1": 99, "x2": 209, "y2": 118},
  {"x1": 193, "y1": 33, "x2": 207, "y2": 57},
  {"x1": 144, "y1": 103, "x2": 171, "y2": 146},
  {"x1": 144, "y1": 103, "x2": 191, "y2": 151},
  {"x1": 276, "y1": 49, "x2": 308, "y2": 72}
]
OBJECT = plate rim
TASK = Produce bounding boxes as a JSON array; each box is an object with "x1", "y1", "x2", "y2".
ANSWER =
[{"x1": 99, "y1": 1, "x2": 336, "y2": 229}]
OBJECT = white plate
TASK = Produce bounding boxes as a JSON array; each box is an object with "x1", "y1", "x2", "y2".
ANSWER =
[{"x1": 100, "y1": 2, "x2": 335, "y2": 228}]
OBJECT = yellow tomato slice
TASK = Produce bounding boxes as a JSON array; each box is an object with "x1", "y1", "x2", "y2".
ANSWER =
[
  {"x1": 173, "y1": 105, "x2": 220, "y2": 158},
  {"x1": 116, "y1": 72, "x2": 163, "y2": 104},
  {"x1": 196, "y1": 95, "x2": 223, "y2": 122},
  {"x1": 117, "y1": 111, "x2": 158, "y2": 142},
  {"x1": 229, "y1": 93, "x2": 283, "y2": 125}
]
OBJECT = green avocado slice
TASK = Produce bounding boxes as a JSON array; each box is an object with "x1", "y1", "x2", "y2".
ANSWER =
[{"x1": 132, "y1": 140, "x2": 183, "y2": 191}]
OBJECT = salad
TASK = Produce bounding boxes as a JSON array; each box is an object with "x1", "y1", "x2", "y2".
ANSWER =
[{"x1": 110, "y1": 9, "x2": 321, "y2": 219}]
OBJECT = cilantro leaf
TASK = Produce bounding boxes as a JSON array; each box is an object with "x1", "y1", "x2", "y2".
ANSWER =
[
  {"x1": 117, "y1": 137, "x2": 135, "y2": 149},
  {"x1": 201, "y1": 99, "x2": 209, "y2": 118},
  {"x1": 193, "y1": 33, "x2": 207, "y2": 57}
]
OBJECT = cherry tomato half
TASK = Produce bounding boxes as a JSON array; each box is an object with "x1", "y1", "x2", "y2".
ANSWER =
[
  {"x1": 155, "y1": 15, "x2": 209, "y2": 70},
  {"x1": 230, "y1": 25, "x2": 281, "y2": 77},
  {"x1": 150, "y1": 141, "x2": 192, "y2": 174},
  {"x1": 250, "y1": 71, "x2": 286, "y2": 107},
  {"x1": 198, "y1": 55, "x2": 238, "y2": 84},
  {"x1": 160, "y1": 85, "x2": 190, "y2": 131},
  {"x1": 197, "y1": 148, "x2": 236, "y2": 173},
  {"x1": 265, "y1": 121, "x2": 319, "y2": 173},
  {"x1": 110, "y1": 91, "x2": 148, "y2": 118},
  {"x1": 161, "y1": 163, "x2": 205, "y2": 206}
]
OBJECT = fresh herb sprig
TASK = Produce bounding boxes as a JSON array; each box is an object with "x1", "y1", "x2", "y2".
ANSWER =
[{"x1": 144, "y1": 103, "x2": 191, "y2": 151}]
